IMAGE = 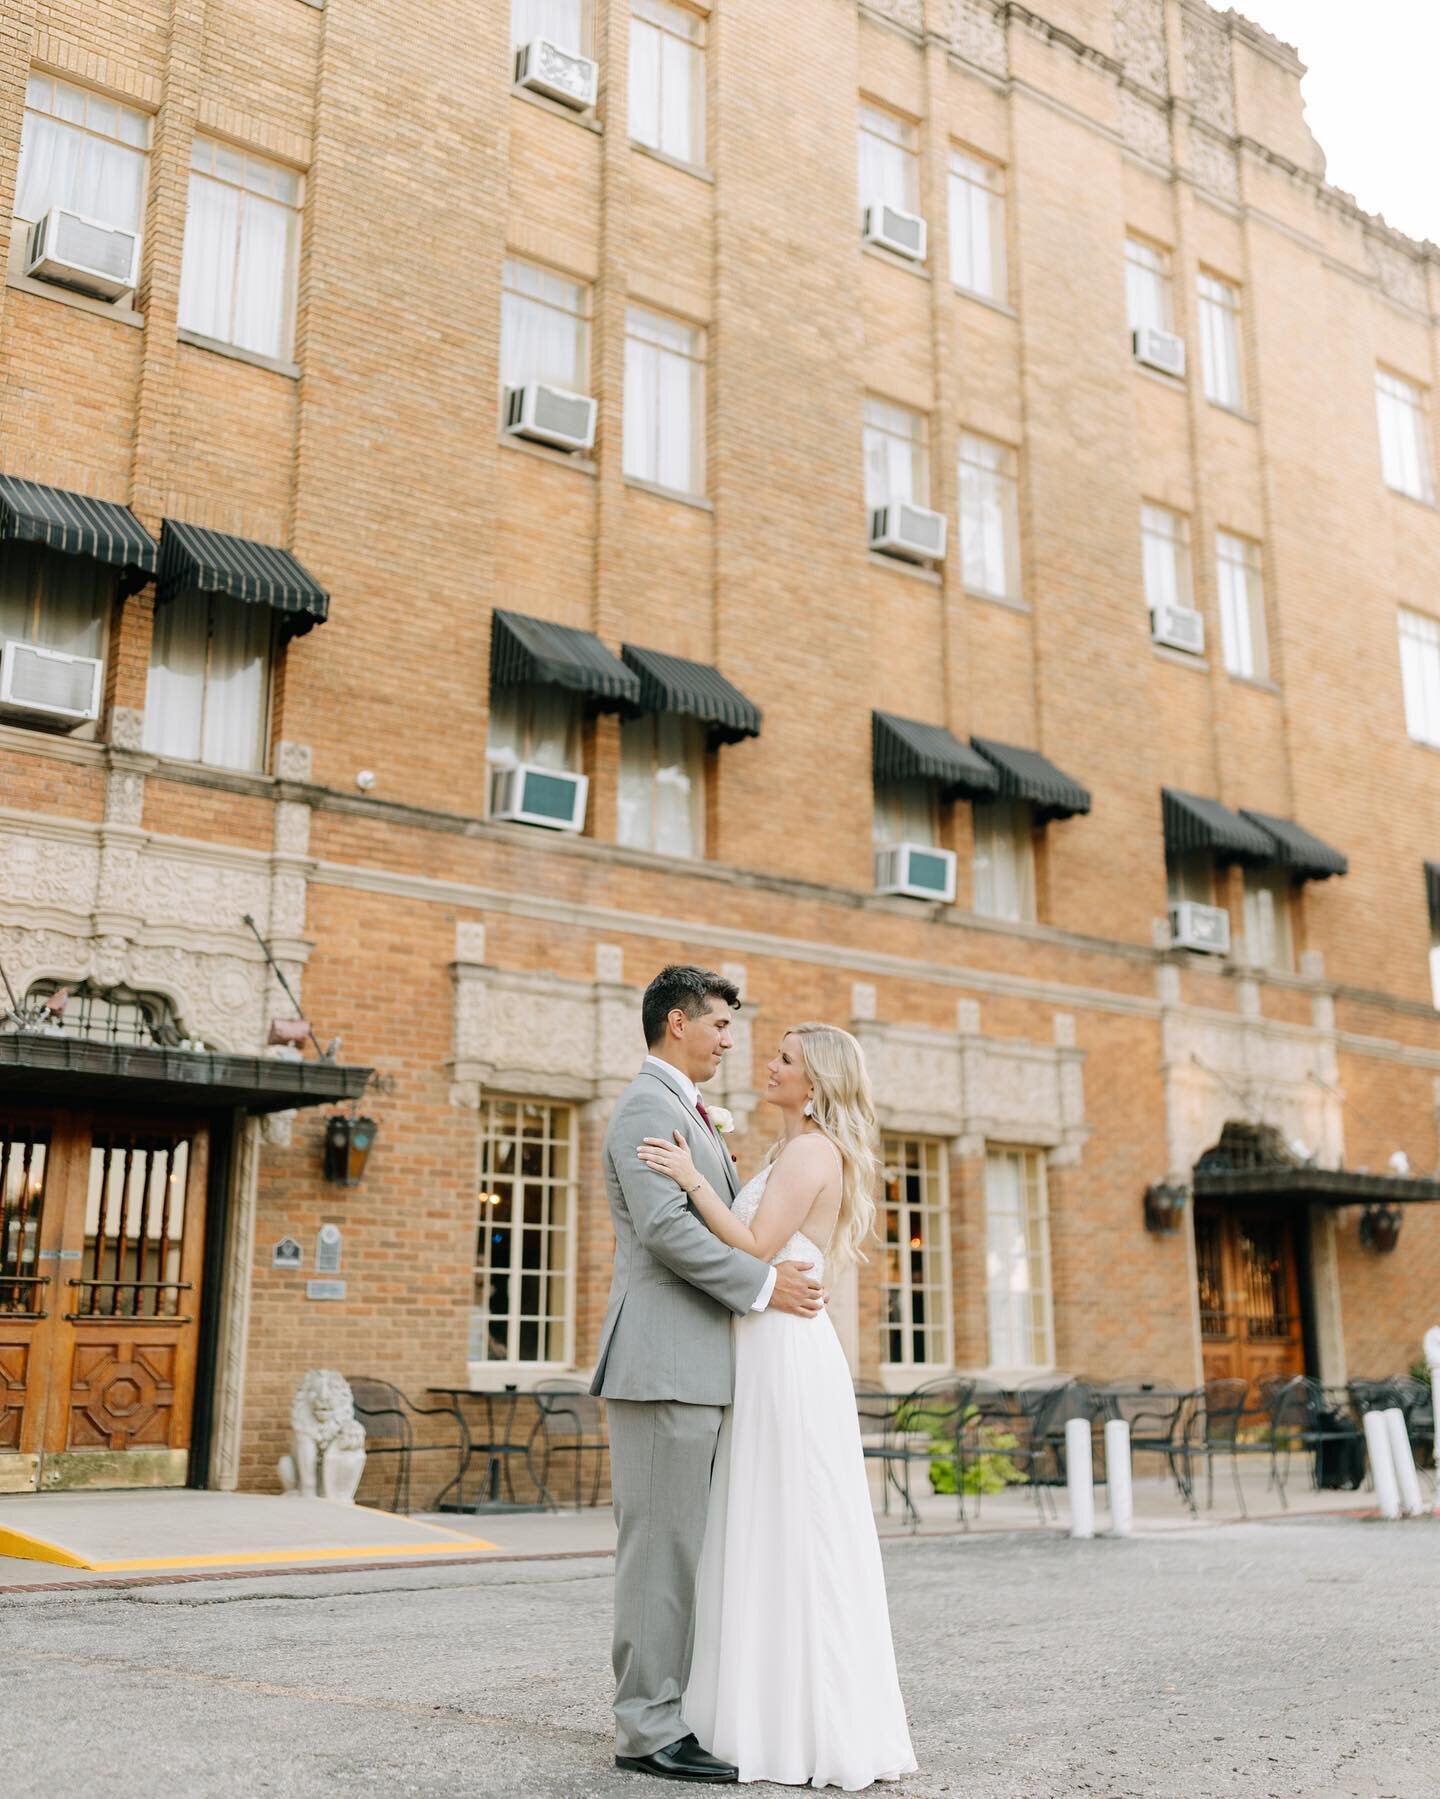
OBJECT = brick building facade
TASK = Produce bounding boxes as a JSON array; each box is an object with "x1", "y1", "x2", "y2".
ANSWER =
[{"x1": 1, "y1": 0, "x2": 1439, "y2": 1497}]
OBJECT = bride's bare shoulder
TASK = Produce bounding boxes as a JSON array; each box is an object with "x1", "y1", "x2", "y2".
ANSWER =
[{"x1": 773, "y1": 1134, "x2": 842, "y2": 1181}]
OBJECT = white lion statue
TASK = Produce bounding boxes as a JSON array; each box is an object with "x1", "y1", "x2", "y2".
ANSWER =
[{"x1": 277, "y1": 1369, "x2": 367, "y2": 1503}]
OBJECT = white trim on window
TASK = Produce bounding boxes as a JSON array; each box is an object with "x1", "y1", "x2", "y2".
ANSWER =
[
  {"x1": 959, "y1": 432, "x2": 1020, "y2": 601},
  {"x1": 857, "y1": 101, "x2": 919, "y2": 219},
  {"x1": 984, "y1": 1146, "x2": 1054, "y2": 1372},
  {"x1": 1197, "y1": 271, "x2": 1243, "y2": 409},
  {"x1": 623, "y1": 305, "x2": 706, "y2": 496},
  {"x1": 1125, "y1": 235, "x2": 1173, "y2": 335},
  {"x1": 863, "y1": 396, "x2": 928, "y2": 510},
  {"x1": 1398, "y1": 607, "x2": 1440, "y2": 747},
  {"x1": 1376, "y1": 369, "x2": 1435, "y2": 503},
  {"x1": 880, "y1": 1134, "x2": 953, "y2": 1371},
  {"x1": 471, "y1": 1095, "x2": 578, "y2": 1369},
  {"x1": 947, "y1": 147, "x2": 1005, "y2": 300},
  {"x1": 1216, "y1": 530, "x2": 1267, "y2": 681}
]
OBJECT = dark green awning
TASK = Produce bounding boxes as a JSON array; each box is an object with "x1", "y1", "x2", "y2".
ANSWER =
[
  {"x1": 873, "y1": 711, "x2": 999, "y2": 799},
  {"x1": 491, "y1": 609, "x2": 640, "y2": 711},
  {"x1": 971, "y1": 738, "x2": 1090, "y2": 820},
  {"x1": 0, "y1": 473, "x2": 156, "y2": 590},
  {"x1": 621, "y1": 645, "x2": 761, "y2": 744},
  {"x1": 1162, "y1": 789, "x2": 1273, "y2": 863},
  {"x1": 1240, "y1": 810, "x2": 1348, "y2": 881},
  {"x1": 157, "y1": 520, "x2": 329, "y2": 639},
  {"x1": 1427, "y1": 862, "x2": 1440, "y2": 929}
]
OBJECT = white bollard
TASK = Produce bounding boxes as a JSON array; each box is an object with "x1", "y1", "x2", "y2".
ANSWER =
[
  {"x1": 1362, "y1": 1409, "x2": 1401, "y2": 1520},
  {"x1": 1066, "y1": 1416, "x2": 1095, "y2": 1540},
  {"x1": 1383, "y1": 1408, "x2": 1424, "y2": 1518},
  {"x1": 1105, "y1": 1418, "x2": 1134, "y2": 1538},
  {"x1": 1425, "y1": 1326, "x2": 1440, "y2": 1517}
]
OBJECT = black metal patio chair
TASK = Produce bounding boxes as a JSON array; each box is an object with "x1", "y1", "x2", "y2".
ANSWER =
[
  {"x1": 1019, "y1": 1378, "x2": 1104, "y2": 1521},
  {"x1": 1096, "y1": 1380, "x2": 1198, "y2": 1516},
  {"x1": 1184, "y1": 1377, "x2": 1267, "y2": 1516},
  {"x1": 894, "y1": 1375, "x2": 975, "y2": 1522},
  {"x1": 526, "y1": 1379, "x2": 609, "y2": 1511},
  {"x1": 1262, "y1": 1375, "x2": 1367, "y2": 1507},
  {"x1": 346, "y1": 1375, "x2": 466, "y2": 1514},
  {"x1": 855, "y1": 1385, "x2": 935, "y2": 1529},
  {"x1": 955, "y1": 1380, "x2": 1035, "y2": 1527}
]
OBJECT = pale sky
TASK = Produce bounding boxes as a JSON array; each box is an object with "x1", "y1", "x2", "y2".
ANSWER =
[{"x1": 1217, "y1": 0, "x2": 1440, "y2": 244}]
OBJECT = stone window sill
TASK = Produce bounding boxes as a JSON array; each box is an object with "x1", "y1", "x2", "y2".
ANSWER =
[
  {"x1": 1227, "y1": 671, "x2": 1279, "y2": 695},
  {"x1": 499, "y1": 432, "x2": 597, "y2": 476},
  {"x1": 178, "y1": 328, "x2": 300, "y2": 379},
  {"x1": 968, "y1": 585, "x2": 1030, "y2": 614},
  {"x1": 953, "y1": 284, "x2": 1016, "y2": 320},
  {"x1": 868, "y1": 550, "x2": 942, "y2": 584},
  {"x1": 631, "y1": 140, "x2": 713, "y2": 183},
  {"x1": 1207, "y1": 400, "x2": 1257, "y2": 425},
  {"x1": 6, "y1": 233, "x2": 144, "y2": 327},
  {"x1": 1382, "y1": 483, "x2": 1437, "y2": 512},
  {"x1": 623, "y1": 475, "x2": 713, "y2": 512},
  {"x1": 511, "y1": 85, "x2": 602, "y2": 133},
  {"x1": 1151, "y1": 641, "x2": 1209, "y2": 672},
  {"x1": 862, "y1": 241, "x2": 931, "y2": 280},
  {"x1": 1134, "y1": 359, "x2": 1187, "y2": 394}
]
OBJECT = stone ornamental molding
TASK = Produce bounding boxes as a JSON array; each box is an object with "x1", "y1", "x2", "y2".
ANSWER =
[
  {"x1": 1118, "y1": 87, "x2": 1170, "y2": 166},
  {"x1": 1180, "y1": 4, "x2": 1235, "y2": 136},
  {"x1": 945, "y1": 0, "x2": 1007, "y2": 76},
  {"x1": 1187, "y1": 126, "x2": 1239, "y2": 204},
  {"x1": 1365, "y1": 235, "x2": 1428, "y2": 314},
  {"x1": 1112, "y1": 0, "x2": 1166, "y2": 94}
]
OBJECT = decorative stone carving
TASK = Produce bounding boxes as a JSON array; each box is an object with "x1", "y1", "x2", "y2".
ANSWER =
[
  {"x1": 0, "y1": 834, "x2": 100, "y2": 909},
  {"x1": 275, "y1": 740, "x2": 314, "y2": 782},
  {"x1": 277, "y1": 1370, "x2": 366, "y2": 1503},
  {"x1": 1181, "y1": 6, "x2": 1234, "y2": 135},
  {"x1": 863, "y1": 0, "x2": 922, "y2": 35},
  {"x1": 455, "y1": 920, "x2": 487, "y2": 964},
  {"x1": 1053, "y1": 1012, "x2": 1076, "y2": 1048},
  {"x1": 1365, "y1": 235, "x2": 1428, "y2": 313},
  {"x1": 1188, "y1": 128, "x2": 1239, "y2": 201},
  {"x1": 1118, "y1": 88, "x2": 1171, "y2": 164},
  {"x1": 139, "y1": 856, "x2": 271, "y2": 930},
  {"x1": 945, "y1": 0, "x2": 1007, "y2": 76},
  {"x1": 1113, "y1": 0, "x2": 1167, "y2": 92},
  {"x1": 451, "y1": 964, "x2": 644, "y2": 1107},
  {"x1": 268, "y1": 871, "x2": 308, "y2": 940},
  {"x1": 104, "y1": 769, "x2": 145, "y2": 826},
  {"x1": 720, "y1": 960, "x2": 747, "y2": 997},
  {"x1": 956, "y1": 997, "x2": 981, "y2": 1035},
  {"x1": 108, "y1": 706, "x2": 146, "y2": 752},
  {"x1": 273, "y1": 800, "x2": 312, "y2": 857},
  {"x1": 851, "y1": 982, "x2": 878, "y2": 1023},
  {"x1": 595, "y1": 942, "x2": 623, "y2": 983},
  {"x1": 96, "y1": 841, "x2": 144, "y2": 916}
]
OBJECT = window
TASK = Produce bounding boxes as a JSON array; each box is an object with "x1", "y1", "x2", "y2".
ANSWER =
[
  {"x1": 0, "y1": 544, "x2": 109, "y2": 661},
  {"x1": 472, "y1": 1097, "x2": 576, "y2": 1366},
  {"x1": 972, "y1": 799, "x2": 1035, "y2": 922},
  {"x1": 630, "y1": 0, "x2": 705, "y2": 165},
  {"x1": 143, "y1": 595, "x2": 272, "y2": 771},
  {"x1": 512, "y1": 0, "x2": 586, "y2": 52},
  {"x1": 618, "y1": 713, "x2": 705, "y2": 857},
  {"x1": 1216, "y1": 532, "x2": 1267, "y2": 681},
  {"x1": 23, "y1": 980, "x2": 186, "y2": 1047},
  {"x1": 863, "y1": 398, "x2": 927, "y2": 510},
  {"x1": 1125, "y1": 236, "x2": 1173, "y2": 335},
  {"x1": 1398, "y1": 608, "x2": 1440, "y2": 747},
  {"x1": 1430, "y1": 930, "x2": 1440, "y2": 1011},
  {"x1": 857, "y1": 104, "x2": 918, "y2": 219},
  {"x1": 1197, "y1": 273, "x2": 1243, "y2": 409},
  {"x1": 1242, "y1": 867, "x2": 1293, "y2": 971},
  {"x1": 959, "y1": 433, "x2": 1020, "y2": 601},
  {"x1": 1166, "y1": 849, "x2": 1214, "y2": 907},
  {"x1": 1141, "y1": 503, "x2": 1192, "y2": 615},
  {"x1": 500, "y1": 258, "x2": 589, "y2": 393},
  {"x1": 623, "y1": 306, "x2": 705, "y2": 495},
  {"x1": 486, "y1": 683, "x2": 582, "y2": 812},
  {"x1": 1376, "y1": 371, "x2": 1435, "y2": 503},
  {"x1": 947, "y1": 148, "x2": 1005, "y2": 299},
  {"x1": 178, "y1": 138, "x2": 302, "y2": 362},
  {"x1": 880, "y1": 1135, "x2": 952, "y2": 1368},
  {"x1": 872, "y1": 779, "x2": 936, "y2": 848},
  {"x1": 14, "y1": 75, "x2": 148, "y2": 241},
  {"x1": 984, "y1": 1147, "x2": 1053, "y2": 1370}
]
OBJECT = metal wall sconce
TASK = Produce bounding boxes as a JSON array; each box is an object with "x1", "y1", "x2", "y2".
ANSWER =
[
  {"x1": 1144, "y1": 1181, "x2": 1189, "y2": 1234},
  {"x1": 324, "y1": 1112, "x2": 378, "y2": 1187},
  {"x1": 1358, "y1": 1203, "x2": 1402, "y2": 1253}
]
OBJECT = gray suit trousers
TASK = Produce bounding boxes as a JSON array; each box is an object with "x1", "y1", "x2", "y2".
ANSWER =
[{"x1": 607, "y1": 1397, "x2": 724, "y2": 1757}]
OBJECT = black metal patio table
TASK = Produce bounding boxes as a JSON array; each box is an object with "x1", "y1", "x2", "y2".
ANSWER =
[{"x1": 427, "y1": 1385, "x2": 551, "y2": 1514}]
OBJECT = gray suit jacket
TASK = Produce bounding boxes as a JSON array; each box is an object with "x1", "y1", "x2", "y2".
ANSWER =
[{"x1": 590, "y1": 1062, "x2": 772, "y2": 1404}]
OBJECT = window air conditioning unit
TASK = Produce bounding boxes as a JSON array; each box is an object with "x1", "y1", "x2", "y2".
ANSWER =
[
  {"x1": 874, "y1": 843, "x2": 957, "y2": 904},
  {"x1": 1132, "y1": 326, "x2": 1186, "y2": 379},
  {"x1": 0, "y1": 640, "x2": 104, "y2": 727},
  {"x1": 870, "y1": 502, "x2": 947, "y2": 563},
  {"x1": 26, "y1": 208, "x2": 139, "y2": 301},
  {"x1": 1169, "y1": 900, "x2": 1230, "y2": 956},
  {"x1": 863, "y1": 204, "x2": 927, "y2": 263},
  {"x1": 515, "y1": 37, "x2": 598, "y2": 109},
  {"x1": 504, "y1": 383, "x2": 597, "y2": 453},
  {"x1": 1150, "y1": 602, "x2": 1205, "y2": 655},
  {"x1": 491, "y1": 761, "x2": 588, "y2": 832}
]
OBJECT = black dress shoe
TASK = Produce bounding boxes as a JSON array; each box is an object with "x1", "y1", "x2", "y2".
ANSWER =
[{"x1": 615, "y1": 1734, "x2": 739, "y2": 1782}]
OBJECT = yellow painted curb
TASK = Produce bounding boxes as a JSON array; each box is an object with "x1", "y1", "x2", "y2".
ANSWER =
[
  {"x1": 0, "y1": 1526, "x2": 89, "y2": 1568},
  {"x1": 0, "y1": 1517, "x2": 497, "y2": 1571}
]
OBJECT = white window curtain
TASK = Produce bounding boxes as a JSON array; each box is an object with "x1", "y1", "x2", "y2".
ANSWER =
[
  {"x1": 15, "y1": 76, "x2": 148, "y2": 234},
  {"x1": 1216, "y1": 531, "x2": 1267, "y2": 680},
  {"x1": 1398, "y1": 608, "x2": 1440, "y2": 747},
  {"x1": 629, "y1": 0, "x2": 705, "y2": 165},
  {"x1": 178, "y1": 139, "x2": 302, "y2": 361},
  {"x1": 1197, "y1": 273, "x2": 1243, "y2": 408},
  {"x1": 1242, "y1": 868, "x2": 1293, "y2": 971},
  {"x1": 984, "y1": 1148, "x2": 1054, "y2": 1371},
  {"x1": 880, "y1": 1136, "x2": 952, "y2": 1368},
  {"x1": 1430, "y1": 938, "x2": 1440, "y2": 1011},
  {"x1": 1141, "y1": 503, "x2": 1191, "y2": 613},
  {"x1": 144, "y1": 595, "x2": 270, "y2": 771},
  {"x1": 857, "y1": 104, "x2": 918, "y2": 216},
  {"x1": 0, "y1": 544, "x2": 108, "y2": 658},
  {"x1": 486, "y1": 683, "x2": 581, "y2": 810},
  {"x1": 972, "y1": 798, "x2": 1035, "y2": 922},
  {"x1": 623, "y1": 307, "x2": 705, "y2": 494},
  {"x1": 1376, "y1": 371, "x2": 1435, "y2": 503},
  {"x1": 872, "y1": 779, "x2": 936, "y2": 847},
  {"x1": 948, "y1": 149, "x2": 1005, "y2": 299},
  {"x1": 618, "y1": 713, "x2": 704, "y2": 857},
  {"x1": 863, "y1": 398, "x2": 926, "y2": 509},
  {"x1": 1125, "y1": 237, "x2": 1173, "y2": 334},
  {"x1": 512, "y1": 0, "x2": 586, "y2": 51},
  {"x1": 959, "y1": 433, "x2": 1020, "y2": 600},
  {"x1": 500, "y1": 259, "x2": 589, "y2": 391},
  {"x1": 1166, "y1": 849, "x2": 1214, "y2": 907}
]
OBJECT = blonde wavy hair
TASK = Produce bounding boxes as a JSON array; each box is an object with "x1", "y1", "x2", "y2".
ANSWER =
[{"x1": 765, "y1": 1022, "x2": 880, "y2": 1267}]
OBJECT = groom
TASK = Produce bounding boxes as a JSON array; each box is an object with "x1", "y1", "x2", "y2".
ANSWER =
[{"x1": 591, "y1": 964, "x2": 825, "y2": 1782}]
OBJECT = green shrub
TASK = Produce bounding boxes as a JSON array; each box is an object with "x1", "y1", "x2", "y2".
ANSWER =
[{"x1": 893, "y1": 1401, "x2": 1029, "y2": 1497}]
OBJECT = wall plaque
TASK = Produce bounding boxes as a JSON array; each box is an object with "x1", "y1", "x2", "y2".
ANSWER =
[
  {"x1": 305, "y1": 1279, "x2": 346, "y2": 1301},
  {"x1": 272, "y1": 1237, "x2": 302, "y2": 1270},
  {"x1": 316, "y1": 1223, "x2": 342, "y2": 1274}
]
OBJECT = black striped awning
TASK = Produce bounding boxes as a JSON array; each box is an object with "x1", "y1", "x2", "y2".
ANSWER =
[
  {"x1": 1241, "y1": 810, "x2": 1348, "y2": 881},
  {"x1": 491, "y1": 609, "x2": 640, "y2": 710},
  {"x1": 0, "y1": 474, "x2": 156, "y2": 589},
  {"x1": 621, "y1": 645, "x2": 761, "y2": 744},
  {"x1": 872, "y1": 711, "x2": 999, "y2": 799},
  {"x1": 971, "y1": 737, "x2": 1091, "y2": 820},
  {"x1": 157, "y1": 520, "x2": 329, "y2": 639},
  {"x1": 1162, "y1": 790, "x2": 1274, "y2": 863}
]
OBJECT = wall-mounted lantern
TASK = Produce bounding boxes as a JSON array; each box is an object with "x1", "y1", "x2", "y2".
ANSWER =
[
  {"x1": 324, "y1": 1112, "x2": 378, "y2": 1187},
  {"x1": 1144, "y1": 1180, "x2": 1189, "y2": 1234},
  {"x1": 1358, "y1": 1203, "x2": 1402, "y2": 1254}
]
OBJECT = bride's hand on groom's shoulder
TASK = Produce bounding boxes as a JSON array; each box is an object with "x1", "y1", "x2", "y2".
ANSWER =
[{"x1": 637, "y1": 1131, "x2": 698, "y2": 1193}]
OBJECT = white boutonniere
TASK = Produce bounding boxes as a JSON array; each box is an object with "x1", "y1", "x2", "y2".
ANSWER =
[{"x1": 708, "y1": 1106, "x2": 735, "y2": 1135}]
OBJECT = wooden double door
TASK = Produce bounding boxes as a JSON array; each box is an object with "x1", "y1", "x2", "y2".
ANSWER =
[
  {"x1": 1194, "y1": 1202, "x2": 1306, "y2": 1390},
  {"x1": 0, "y1": 1109, "x2": 208, "y2": 1492}
]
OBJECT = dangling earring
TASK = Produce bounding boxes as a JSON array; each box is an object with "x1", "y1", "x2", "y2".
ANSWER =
[{"x1": 803, "y1": 1097, "x2": 815, "y2": 1119}]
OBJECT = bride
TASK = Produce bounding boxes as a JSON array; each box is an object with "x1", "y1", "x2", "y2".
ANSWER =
[{"x1": 637, "y1": 1022, "x2": 917, "y2": 1791}]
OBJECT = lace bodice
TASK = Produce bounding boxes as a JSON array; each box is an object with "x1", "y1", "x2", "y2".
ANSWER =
[{"x1": 733, "y1": 1163, "x2": 829, "y2": 1280}]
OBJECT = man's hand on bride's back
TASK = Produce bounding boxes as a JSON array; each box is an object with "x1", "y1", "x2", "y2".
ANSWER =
[{"x1": 769, "y1": 1260, "x2": 826, "y2": 1317}]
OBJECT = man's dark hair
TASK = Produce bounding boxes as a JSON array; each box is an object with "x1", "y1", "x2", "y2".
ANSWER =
[{"x1": 642, "y1": 964, "x2": 741, "y2": 1048}]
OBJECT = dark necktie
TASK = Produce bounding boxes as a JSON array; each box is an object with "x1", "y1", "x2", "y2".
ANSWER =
[{"x1": 695, "y1": 1097, "x2": 714, "y2": 1135}]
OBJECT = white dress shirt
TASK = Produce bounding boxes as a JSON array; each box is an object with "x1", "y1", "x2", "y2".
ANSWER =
[{"x1": 644, "y1": 1055, "x2": 776, "y2": 1312}]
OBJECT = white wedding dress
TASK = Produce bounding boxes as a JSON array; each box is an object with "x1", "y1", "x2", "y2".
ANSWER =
[{"x1": 682, "y1": 1165, "x2": 917, "y2": 1790}]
